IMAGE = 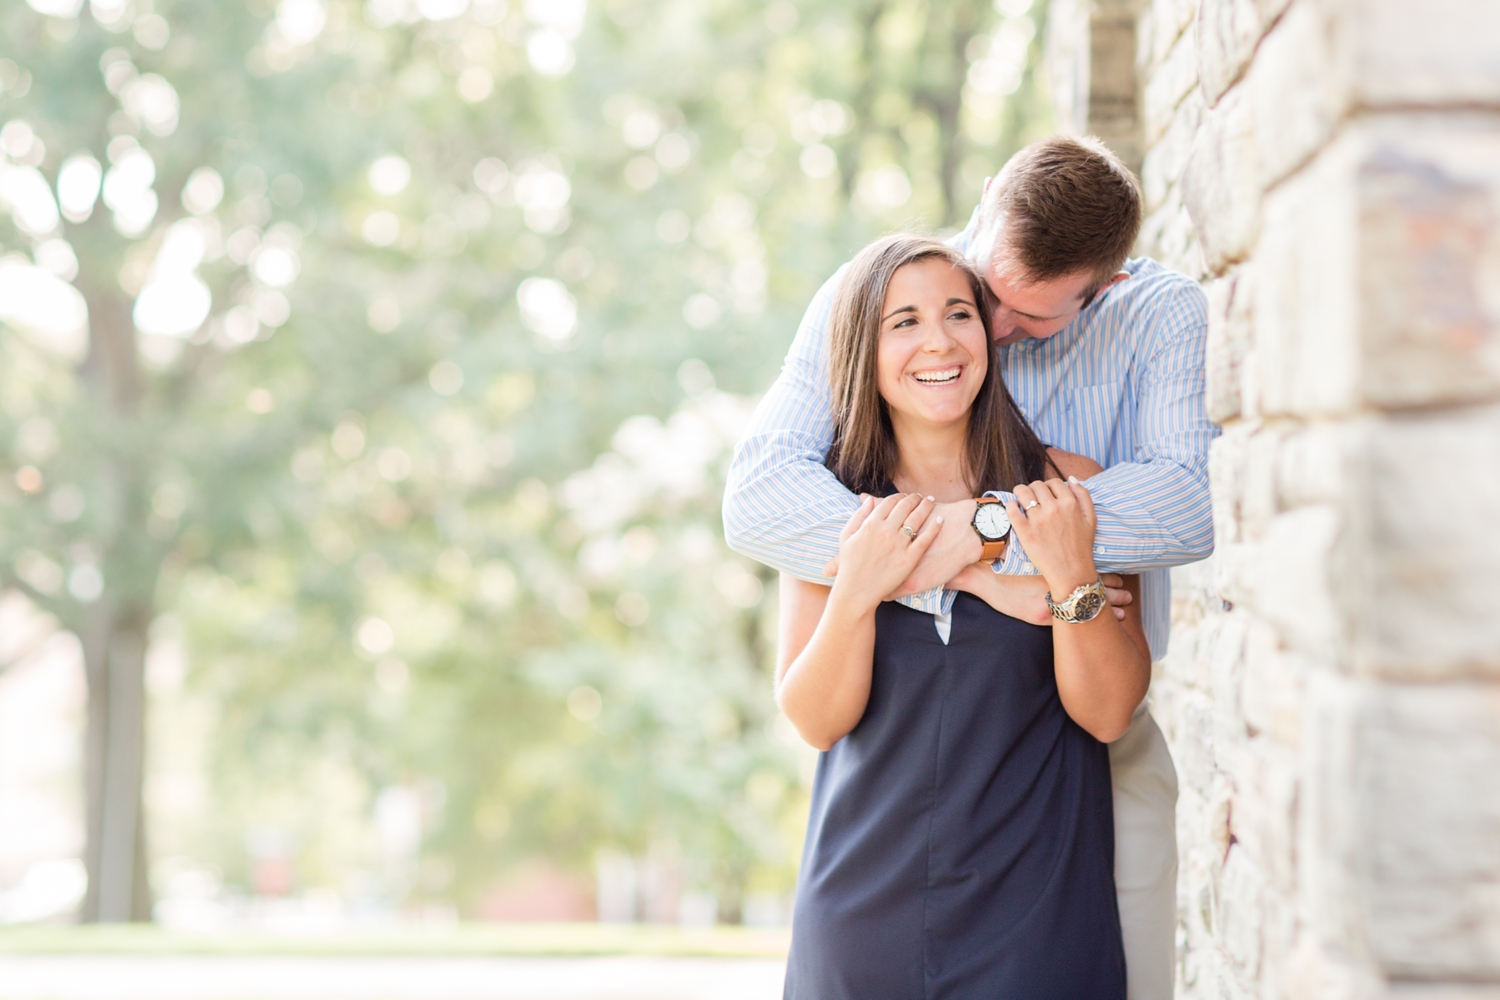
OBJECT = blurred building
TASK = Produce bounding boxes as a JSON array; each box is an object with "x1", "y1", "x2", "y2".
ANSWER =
[{"x1": 1049, "y1": 0, "x2": 1500, "y2": 995}]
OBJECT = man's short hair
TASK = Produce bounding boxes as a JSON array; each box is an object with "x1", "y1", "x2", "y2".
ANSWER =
[{"x1": 977, "y1": 135, "x2": 1143, "y2": 295}]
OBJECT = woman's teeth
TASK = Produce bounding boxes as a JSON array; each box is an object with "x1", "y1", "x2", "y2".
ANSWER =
[{"x1": 913, "y1": 367, "x2": 961, "y2": 385}]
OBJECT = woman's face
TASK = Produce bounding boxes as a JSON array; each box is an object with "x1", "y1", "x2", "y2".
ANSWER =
[{"x1": 875, "y1": 257, "x2": 988, "y2": 431}]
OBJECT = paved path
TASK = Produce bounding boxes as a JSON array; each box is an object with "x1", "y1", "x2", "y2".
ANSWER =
[{"x1": 0, "y1": 954, "x2": 788, "y2": 1000}]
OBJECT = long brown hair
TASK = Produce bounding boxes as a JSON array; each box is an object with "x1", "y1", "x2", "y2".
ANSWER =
[{"x1": 824, "y1": 234, "x2": 1048, "y2": 496}]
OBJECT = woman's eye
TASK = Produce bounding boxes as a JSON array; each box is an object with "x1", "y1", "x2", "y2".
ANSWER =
[{"x1": 948, "y1": 309, "x2": 972, "y2": 322}]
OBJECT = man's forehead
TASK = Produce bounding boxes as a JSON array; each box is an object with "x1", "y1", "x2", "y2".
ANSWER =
[{"x1": 983, "y1": 256, "x2": 1089, "y2": 311}]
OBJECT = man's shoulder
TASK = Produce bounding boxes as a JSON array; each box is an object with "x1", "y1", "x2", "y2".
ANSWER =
[{"x1": 1114, "y1": 257, "x2": 1207, "y2": 316}]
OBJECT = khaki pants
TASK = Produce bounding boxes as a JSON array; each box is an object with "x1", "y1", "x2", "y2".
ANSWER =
[{"x1": 1110, "y1": 707, "x2": 1179, "y2": 1000}]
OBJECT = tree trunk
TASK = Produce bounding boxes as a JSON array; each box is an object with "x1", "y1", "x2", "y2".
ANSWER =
[
  {"x1": 77, "y1": 281, "x2": 155, "y2": 923},
  {"x1": 80, "y1": 605, "x2": 153, "y2": 922}
]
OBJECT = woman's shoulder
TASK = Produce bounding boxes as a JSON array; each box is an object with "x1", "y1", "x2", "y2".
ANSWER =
[{"x1": 1045, "y1": 447, "x2": 1104, "y2": 481}]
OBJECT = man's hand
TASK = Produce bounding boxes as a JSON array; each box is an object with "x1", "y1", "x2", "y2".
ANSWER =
[{"x1": 951, "y1": 568, "x2": 1132, "y2": 623}]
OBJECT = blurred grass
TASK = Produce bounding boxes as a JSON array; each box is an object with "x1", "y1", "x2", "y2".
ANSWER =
[{"x1": 0, "y1": 923, "x2": 791, "y2": 958}]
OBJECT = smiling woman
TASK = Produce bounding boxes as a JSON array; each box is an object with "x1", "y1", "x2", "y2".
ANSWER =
[{"x1": 824, "y1": 234, "x2": 1047, "y2": 501}]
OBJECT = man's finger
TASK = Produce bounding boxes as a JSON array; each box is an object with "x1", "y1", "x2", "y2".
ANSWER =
[
  {"x1": 823, "y1": 556, "x2": 840, "y2": 577},
  {"x1": 1101, "y1": 573, "x2": 1125, "y2": 589},
  {"x1": 1104, "y1": 584, "x2": 1132, "y2": 607}
]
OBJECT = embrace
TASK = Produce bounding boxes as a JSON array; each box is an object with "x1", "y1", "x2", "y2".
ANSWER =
[{"x1": 723, "y1": 137, "x2": 1215, "y2": 998}]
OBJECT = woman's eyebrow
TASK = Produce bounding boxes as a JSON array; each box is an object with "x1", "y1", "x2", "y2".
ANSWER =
[
  {"x1": 881, "y1": 304, "x2": 918, "y2": 322},
  {"x1": 947, "y1": 297, "x2": 975, "y2": 307}
]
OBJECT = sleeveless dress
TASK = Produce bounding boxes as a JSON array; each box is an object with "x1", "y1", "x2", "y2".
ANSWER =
[{"x1": 783, "y1": 593, "x2": 1126, "y2": 999}]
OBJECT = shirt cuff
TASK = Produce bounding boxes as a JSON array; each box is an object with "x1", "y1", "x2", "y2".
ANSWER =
[{"x1": 896, "y1": 587, "x2": 958, "y2": 616}]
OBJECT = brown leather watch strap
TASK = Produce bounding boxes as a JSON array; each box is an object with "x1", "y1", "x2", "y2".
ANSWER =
[{"x1": 975, "y1": 497, "x2": 1009, "y2": 563}]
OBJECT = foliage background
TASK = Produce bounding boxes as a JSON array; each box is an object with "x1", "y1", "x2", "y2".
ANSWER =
[{"x1": 0, "y1": 0, "x2": 1053, "y2": 921}]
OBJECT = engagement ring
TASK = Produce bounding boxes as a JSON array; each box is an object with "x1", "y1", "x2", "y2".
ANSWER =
[
  {"x1": 1024, "y1": 500, "x2": 1040, "y2": 511},
  {"x1": 902, "y1": 525, "x2": 918, "y2": 538}
]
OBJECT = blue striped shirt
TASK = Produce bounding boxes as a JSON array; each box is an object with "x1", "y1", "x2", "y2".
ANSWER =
[{"x1": 722, "y1": 221, "x2": 1216, "y2": 659}]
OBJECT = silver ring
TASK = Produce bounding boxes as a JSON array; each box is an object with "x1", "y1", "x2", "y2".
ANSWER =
[
  {"x1": 902, "y1": 525, "x2": 918, "y2": 538},
  {"x1": 1024, "y1": 500, "x2": 1040, "y2": 511}
]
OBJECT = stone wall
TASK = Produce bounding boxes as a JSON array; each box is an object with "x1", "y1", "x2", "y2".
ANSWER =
[{"x1": 1050, "y1": 1, "x2": 1500, "y2": 997}]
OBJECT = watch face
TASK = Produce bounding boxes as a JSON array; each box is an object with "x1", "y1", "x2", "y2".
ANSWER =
[
  {"x1": 973, "y1": 502, "x2": 1011, "y2": 541},
  {"x1": 1075, "y1": 591, "x2": 1105, "y2": 620}
]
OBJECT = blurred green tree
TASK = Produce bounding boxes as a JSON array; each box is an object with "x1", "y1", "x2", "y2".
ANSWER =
[{"x1": 0, "y1": 0, "x2": 1052, "y2": 921}]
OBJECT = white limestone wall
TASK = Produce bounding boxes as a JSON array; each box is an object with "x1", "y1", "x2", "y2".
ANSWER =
[{"x1": 1053, "y1": 1, "x2": 1500, "y2": 995}]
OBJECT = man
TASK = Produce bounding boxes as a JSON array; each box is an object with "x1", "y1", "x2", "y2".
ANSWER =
[{"x1": 723, "y1": 135, "x2": 1215, "y2": 999}]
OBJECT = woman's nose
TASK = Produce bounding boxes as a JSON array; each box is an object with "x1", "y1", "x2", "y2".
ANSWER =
[{"x1": 921, "y1": 321, "x2": 956, "y2": 351}]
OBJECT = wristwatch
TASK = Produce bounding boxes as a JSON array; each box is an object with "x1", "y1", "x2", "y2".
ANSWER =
[
  {"x1": 1046, "y1": 578, "x2": 1107, "y2": 623},
  {"x1": 971, "y1": 497, "x2": 1011, "y2": 563}
]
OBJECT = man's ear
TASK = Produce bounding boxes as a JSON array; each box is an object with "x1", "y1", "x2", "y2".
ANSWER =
[{"x1": 1104, "y1": 270, "x2": 1130, "y2": 291}]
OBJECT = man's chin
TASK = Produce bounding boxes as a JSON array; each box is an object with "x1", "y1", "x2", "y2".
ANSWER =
[{"x1": 992, "y1": 330, "x2": 1031, "y2": 346}]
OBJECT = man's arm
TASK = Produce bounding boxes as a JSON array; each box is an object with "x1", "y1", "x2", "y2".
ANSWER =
[
  {"x1": 1060, "y1": 276, "x2": 1216, "y2": 573},
  {"x1": 722, "y1": 271, "x2": 854, "y2": 585},
  {"x1": 722, "y1": 271, "x2": 973, "y2": 615}
]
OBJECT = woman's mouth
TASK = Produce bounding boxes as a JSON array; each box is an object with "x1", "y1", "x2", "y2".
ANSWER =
[{"x1": 911, "y1": 366, "x2": 962, "y2": 386}]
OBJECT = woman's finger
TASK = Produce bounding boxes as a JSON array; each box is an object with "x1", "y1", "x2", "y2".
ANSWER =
[
  {"x1": 1041, "y1": 478, "x2": 1073, "y2": 504},
  {"x1": 1012, "y1": 483, "x2": 1039, "y2": 517},
  {"x1": 1067, "y1": 475, "x2": 1096, "y2": 525},
  {"x1": 840, "y1": 495, "x2": 875, "y2": 540},
  {"x1": 905, "y1": 514, "x2": 944, "y2": 559},
  {"x1": 869, "y1": 493, "x2": 907, "y2": 523},
  {"x1": 900, "y1": 495, "x2": 936, "y2": 537},
  {"x1": 884, "y1": 492, "x2": 925, "y2": 528}
]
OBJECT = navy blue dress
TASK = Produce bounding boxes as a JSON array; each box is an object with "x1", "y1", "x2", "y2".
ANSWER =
[{"x1": 784, "y1": 593, "x2": 1125, "y2": 999}]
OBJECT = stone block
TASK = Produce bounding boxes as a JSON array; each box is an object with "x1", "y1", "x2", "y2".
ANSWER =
[
  {"x1": 1247, "y1": 505, "x2": 1344, "y2": 661},
  {"x1": 1303, "y1": 674, "x2": 1500, "y2": 978},
  {"x1": 1141, "y1": 87, "x2": 1203, "y2": 212},
  {"x1": 1183, "y1": 82, "x2": 1261, "y2": 274},
  {"x1": 1218, "y1": 851, "x2": 1268, "y2": 989},
  {"x1": 1252, "y1": 3, "x2": 1351, "y2": 190},
  {"x1": 1286, "y1": 935, "x2": 1386, "y2": 1000},
  {"x1": 1254, "y1": 138, "x2": 1360, "y2": 417},
  {"x1": 1205, "y1": 263, "x2": 1252, "y2": 423},
  {"x1": 1348, "y1": 403, "x2": 1500, "y2": 677},
  {"x1": 1144, "y1": 22, "x2": 1202, "y2": 146},
  {"x1": 1351, "y1": 114, "x2": 1500, "y2": 409},
  {"x1": 1274, "y1": 420, "x2": 1363, "y2": 511},
  {"x1": 1391, "y1": 987, "x2": 1500, "y2": 1000},
  {"x1": 1226, "y1": 731, "x2": 1300, "y2": 893},
  {"x1": 1172, "y1": 688, "x2": 1220, "y2": 801},
  {"x1": 1238, "y1": 422, "x2": 1283, "y2": 540},
  {"x1": 1208, "y1": 423, "x2": 1250, "y2": 544},
  {"x1": 1344, "y1": 0, "x2": 1500, "y2": 108},
  {"x1": 1139, "y1": 0, "x2": 1198, "y2": 78},
  {"x1": 1197, "y1": 0, "x2": 1265, "y2": 106},
  {"x1": 1240, "y1": 627, "x2": 1307, "y2": 747},
  {"x1": 1139, "y1": 189, "x2": 1207, "y2": 279}
]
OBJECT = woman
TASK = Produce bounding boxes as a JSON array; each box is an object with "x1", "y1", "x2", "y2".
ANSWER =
[{"x1": 777, "y1": 235, "x2": 1150, "y2": 998}]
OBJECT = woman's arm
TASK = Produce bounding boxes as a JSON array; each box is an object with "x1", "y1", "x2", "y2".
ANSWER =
[
  {"x1": 775, "y1": 493, "x2": 939, "y2": 751},
  {"x1": 1009, "y1": 476, "x2": 1150, "y2": 743}
]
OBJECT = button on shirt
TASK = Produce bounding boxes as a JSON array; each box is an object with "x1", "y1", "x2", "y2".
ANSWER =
[{"x1": 721, "y1": 220, "x2": 1217, "y2": 660}]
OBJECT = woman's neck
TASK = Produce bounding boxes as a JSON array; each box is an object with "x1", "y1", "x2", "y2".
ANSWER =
[{"x1": 889, "y1": 412, "x2": 971, "y2": 502}]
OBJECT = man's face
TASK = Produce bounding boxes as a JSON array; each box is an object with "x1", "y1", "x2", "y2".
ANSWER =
[{"x1": 979, "y1": 251, "x2": 1099, "y2": 347}]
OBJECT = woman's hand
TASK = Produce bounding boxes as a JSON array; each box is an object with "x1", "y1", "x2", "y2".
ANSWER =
[
  {"x1": 828, "y1": 493, "x2": 940, "y2": 614},
  {"x1": 1007, "y1": 476, "x2": 1099, "y2": 600}
]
